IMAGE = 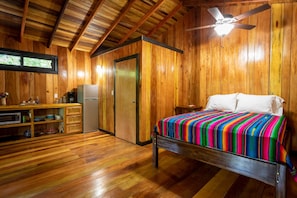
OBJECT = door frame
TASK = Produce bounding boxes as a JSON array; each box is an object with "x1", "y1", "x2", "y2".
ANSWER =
[{"x1": 114, "y1": 54, "x2": 140, "y2": 144}]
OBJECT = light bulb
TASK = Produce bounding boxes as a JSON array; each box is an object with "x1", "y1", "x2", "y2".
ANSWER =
[{"x1": 214, "y1": 23, "x2": 234, "y2": 36}]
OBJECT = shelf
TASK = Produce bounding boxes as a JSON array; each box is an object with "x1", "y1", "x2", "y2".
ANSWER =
[
  {"x1": 0, "y1": 122, "x2": 31, "y2": 129},
  {"x1": 0, "y1": 103, "x2": 81, "y2": 110},
  {"x1": 33, "y1": 119, "x2": 63, "y2": 125}
]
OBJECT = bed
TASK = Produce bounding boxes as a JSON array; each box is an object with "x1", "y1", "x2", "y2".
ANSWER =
[{"x1": 152, "y1": 93, "x2": 296, "y2": 198}]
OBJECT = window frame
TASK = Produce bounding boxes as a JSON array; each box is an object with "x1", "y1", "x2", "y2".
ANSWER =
[{"x1": 0, "y1": 48, "x2": 58, "y2": 74}]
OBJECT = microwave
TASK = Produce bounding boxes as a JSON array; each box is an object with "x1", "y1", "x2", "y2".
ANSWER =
[{"x1": 0, "y1": 112, "x2": 21, "y2": 125}]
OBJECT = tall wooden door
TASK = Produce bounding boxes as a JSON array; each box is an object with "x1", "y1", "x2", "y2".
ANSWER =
[{"x1": 115, "y1": 55, "x2": 138, "y2": 144}]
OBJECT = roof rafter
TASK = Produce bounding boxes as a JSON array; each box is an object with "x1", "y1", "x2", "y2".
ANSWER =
[
  {"x1": 90, "y1": 0, "x2": 137, "y2": 55},
  {"x1": 146, "y1": 2, "x2": 182, "y2": 37},
  {"x1": 118, "y1": 0, "x2": 165, "y2": 44},
  {"x1": 20, "y1": 0, "x2": 29, "y2": 43},
  {"x1": 47, "y1": 0, "x2": 70, "y2": 48},
  {"x1": 69, "y1": 0, "x2": 105, "y2": 51},
  {"x1": 182, "y1": 0, "x2": 268, "y2": 7}
]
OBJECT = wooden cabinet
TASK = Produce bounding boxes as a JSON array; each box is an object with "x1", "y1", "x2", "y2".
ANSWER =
[
  {"x1": 0, "y1": 103, "x2": 82, "y2": 141},
  {"x1": 64, "y1": 106, "x2": 82, "y2": 134}
]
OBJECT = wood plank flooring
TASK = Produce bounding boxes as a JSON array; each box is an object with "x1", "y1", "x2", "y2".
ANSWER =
[{"x1": 0, "y1": 132, "x2": 296, "y2": 197}]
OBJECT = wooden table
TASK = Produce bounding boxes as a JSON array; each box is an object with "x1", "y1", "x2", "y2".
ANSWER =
[{"x1": 175, "y1": 105, "x2": 202, "y2": 115}]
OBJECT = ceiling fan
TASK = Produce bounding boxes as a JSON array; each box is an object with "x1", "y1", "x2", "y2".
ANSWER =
[{"x1": 186, "y1": 4, "x2": 271, "y2": 36}]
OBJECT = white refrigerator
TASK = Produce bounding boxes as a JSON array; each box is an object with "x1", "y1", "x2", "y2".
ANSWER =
[{"x1": 77, "y1": 84, "x2": 98, "y2": 133}]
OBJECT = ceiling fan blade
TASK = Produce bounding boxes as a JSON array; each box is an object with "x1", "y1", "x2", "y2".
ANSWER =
[
  {"x1": 208, "y1": 7, "x2": 224, "y2": 21},
  {"x1": 186, "y1": 24, "x2": 216, "y2": 31},
  {"x1": 234, "y1": 4, "x2": 271, "y2": 21},
  {"x1": 233, "y1": 23, "x2": 256, "y2": 30}
]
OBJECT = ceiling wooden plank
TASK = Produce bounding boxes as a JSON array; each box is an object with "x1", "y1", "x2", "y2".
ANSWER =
[
  {"x1": 47, "y1": 0, "x2": 69, "y2": 48},
  {"x1": 1, "y1": 0, "x2": 188, "y2": 52},
  {"x1": 118, "y1": 0, "x2": 165, "y2": 44},
  {"x1": 20, "y1": 0, "x2": 30, "y2": 43},
  {"x1": 182, "y1": 0, "x2": 269, "y2": 7},
  {"x1": 90, "y1": 0, "x2": 137, "y2": 56},
  {"x1": 69, "y1": 0, "x2": 105, "y2": 51},
  {"x1": 146, "y1": 2, "x2": 182, "y2": 37}
]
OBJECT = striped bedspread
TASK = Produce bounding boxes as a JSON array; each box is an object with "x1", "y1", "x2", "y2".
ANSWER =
[{"x1": 157, "y1": 110, "x2": 295, "y2": 173}]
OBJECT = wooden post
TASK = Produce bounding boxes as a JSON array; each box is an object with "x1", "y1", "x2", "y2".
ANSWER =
[
  {"x1": 152, "y1": 126, "x2": 159, "y2": 168},
  {"x1": 275, "y1": 164, "x2": 286, "y2": 198}
]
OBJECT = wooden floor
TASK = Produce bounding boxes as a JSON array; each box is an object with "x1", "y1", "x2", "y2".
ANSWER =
[{"x1": 0, "y1": 132, "x2": 296, "y2": 198}]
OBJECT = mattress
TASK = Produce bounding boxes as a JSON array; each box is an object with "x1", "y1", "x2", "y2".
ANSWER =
[{"x1": 157, "y1": 110, "x2": 295, "y2": 174}]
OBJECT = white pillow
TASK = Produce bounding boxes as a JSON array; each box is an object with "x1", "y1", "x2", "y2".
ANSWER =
[
  {"x1": 235, "y1": 93, "x2": 284, "y2": 115},
  {"x1": 205, "y1": 93, "x2": 238, "y2": 112}
]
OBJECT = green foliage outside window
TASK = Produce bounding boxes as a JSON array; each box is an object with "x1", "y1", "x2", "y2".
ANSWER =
[
  {"x1": 24, "y1": 57, "x2": 52, "y2": 68},
  {"x1": 0, "y1": 54, "x2": 21, "y2": 66}
]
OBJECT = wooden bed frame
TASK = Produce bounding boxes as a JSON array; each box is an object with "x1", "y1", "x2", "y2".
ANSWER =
[{"x1": 152, "y1": 131, "x2": 287, "y2": 198}]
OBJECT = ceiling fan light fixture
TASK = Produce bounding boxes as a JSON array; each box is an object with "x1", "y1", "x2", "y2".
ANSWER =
[{"x1": 214, "y1": 23, "x2": 234, "y2": 36}]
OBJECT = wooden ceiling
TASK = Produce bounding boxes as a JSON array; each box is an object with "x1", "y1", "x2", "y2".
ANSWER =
[{"x1": 0, "y1": 0, "x2": 189, "y2": 55}]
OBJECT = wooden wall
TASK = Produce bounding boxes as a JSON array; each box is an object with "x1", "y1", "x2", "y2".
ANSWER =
[
  {"x1": 141, "y1": 41, "x2": 182, "y2": 142},
  {"x1": 91, "y1": 41, "x2": 141, "y2": 135},
  {"x1": 91, "y1": 40, "x2": 182, "y2": 143},
  {"x1": 159, "y1": 3, "x2": 297, "y2": 151},
  {"x1": 0, "y1": 33, "x2": 92, "y2": 105}
]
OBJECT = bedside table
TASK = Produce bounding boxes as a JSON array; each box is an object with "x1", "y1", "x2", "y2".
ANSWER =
[{"x1": 175, "y1": 105, "x2": 202, "y2": 115}]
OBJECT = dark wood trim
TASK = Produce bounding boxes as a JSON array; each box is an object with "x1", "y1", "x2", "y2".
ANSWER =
[
  {"x1": 152, "y1": 130, "x2": 159, "y2": 168},
  {"x1": 98, "y1": 128, "x2": 114, "y2": 135},
  {"x1": 137, "y1": 139, "x2": 152, "y2": 146},
  {"x1": 152, "y1": 131, "x2": 286, "y2": 198},
  {"x1": 91, "y1": 36, "x2": 183, "y2": 57},
  {"x1": 142, "y1": 36, "x2": 184, "y2": 54},
  {"x1": 182, "y1": 0, "x2": 270, "y2": 7},
  {"x1": 97, "y1": 128, "x2": 150, "y2": 145},
  {"x1": 47, "y1": 0, "x2": 70, "y2": 48},
  {"x1": 20, "y1": 0, "x2": 29, "y2": 43}
]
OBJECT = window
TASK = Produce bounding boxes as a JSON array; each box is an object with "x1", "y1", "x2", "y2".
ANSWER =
[{"x1": 0, "y1": 48, "x2": 58, "y2": 74}]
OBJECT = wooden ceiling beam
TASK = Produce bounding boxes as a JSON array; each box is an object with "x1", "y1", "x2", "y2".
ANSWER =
[
  {"x1": 118, "y1": 0, "x2": 165, "y2": 44},
  {"x1": 47, "y1": 0, "x2": 69, "y2": 48},
  {"x1": 90, "y1": 0, "x2": 137, "y2": 55},
  {"x1": 182, "y1": 0, "x2": 269, "y2": 7},
  {"x1": 20, "y1": 0, "x2": 29, "y2": 43},
  {"x1": 146, "y1": 2, "x2": 182, "y2": 37},
  {"x1": 69, "y1": 0, "x2": 105, "y2": 51}
]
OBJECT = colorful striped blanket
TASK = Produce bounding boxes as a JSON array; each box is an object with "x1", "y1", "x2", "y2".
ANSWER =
[{"x1": 157, "y1": 110, "x2": 296, "y2": 178}]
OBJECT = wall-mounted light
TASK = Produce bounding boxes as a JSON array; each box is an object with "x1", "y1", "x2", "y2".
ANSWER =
[
  {"x1": 96, "y1": 65, "x2": 104, "y2": 76},
  {"x1": 62, "y1": 70, "x2": 67, "y2": 78},
  {"x1": 77, "y1": 71, "x2": 84, "y2": 78}
]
